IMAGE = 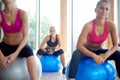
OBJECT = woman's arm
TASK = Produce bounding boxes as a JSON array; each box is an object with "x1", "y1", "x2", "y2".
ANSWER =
[
  {"x1": 77, "y1": 22, "x2": 104, "y2": 64},
  {"x1": 0, "y1": 50, "x2": 9, "y2": 68},
  {"x1": 55, "y1": 34, "x2": 62, "y2": 51},
  {"x1": 14, "y1": 10, "x2": 28, "y2": 55},
  {"x1": 101, "y1": 21, "x2": 118, "y2": 59},
  {"x1": 0, "y1": 12, "x2": 4, "y2": 61},
  {"x1": 0, "y1": 18, "x2": 9, "y2": 68},
  {"x1": 0, "y1": 27, "x2": 1, "y2": 42},
  {"x1": 0, "y1": 12, "x2": 2, "y2": 42},
  {"x1": 40, "y1": 36, "x2": 49, "y2": 52},
  {"x1": 77, "y1": 23, "x2": 97, "y2": 58},
  {"x1": 0, "y1": 50, "x2": 4, "y2": 59}
]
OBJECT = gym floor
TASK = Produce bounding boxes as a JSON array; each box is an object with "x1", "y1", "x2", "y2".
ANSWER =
[
  {"x1": 40, "y1": 72, "x2": 120, "y2": 80},
  {"x1": 41, "y1": 72, "x2": 66, "y2": 80}
]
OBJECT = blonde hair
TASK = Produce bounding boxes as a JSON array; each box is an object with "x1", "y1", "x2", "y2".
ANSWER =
[{"x1": 49, "y1": 25, "x2": 56, "y2": 31}]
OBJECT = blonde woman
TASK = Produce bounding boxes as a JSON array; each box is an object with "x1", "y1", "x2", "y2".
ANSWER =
[{"x1": 37, "y1": 26, "x2": 66, "y2": 74}]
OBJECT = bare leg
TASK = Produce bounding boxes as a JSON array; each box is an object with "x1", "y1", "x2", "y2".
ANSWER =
[
  {"x1": 26, "y1": 56, "x2": 38, "y2": 80},
  {"x1": 60, "y1": 54, "x2": 65, "y2": 68},
  {"x1": 60, "y1": 53, "x2": 66, "y2": 74}
]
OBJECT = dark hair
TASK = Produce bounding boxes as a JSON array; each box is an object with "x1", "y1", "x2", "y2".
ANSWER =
[{"x1": 96, "y1": 0, "x2": 111, "y2": 8}]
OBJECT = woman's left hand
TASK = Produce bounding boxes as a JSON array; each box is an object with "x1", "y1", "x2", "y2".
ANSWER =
[
  {"x1": 47, "y1": 48, "x2": 54, "y2": 54},
  {"x1": 99, "y1": 54, "x2": 108, "y2": 62},
  {"x1": 6, "y1": 52, "x2": 18, "y2": 64}
]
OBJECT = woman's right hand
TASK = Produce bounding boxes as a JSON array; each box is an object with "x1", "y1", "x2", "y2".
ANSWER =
[
  {"x1": 47, "y1": 48, "x2": 53, "y2": 54},
  {"x1": 92, "y1": 54, "x2": 104, "y2": 64},
  {"x1": 43, "y1": 48, "x2": 47, "y2": 52},
  {"x1": 0, "y1": 56, "x2": 9, "y2": 69}
]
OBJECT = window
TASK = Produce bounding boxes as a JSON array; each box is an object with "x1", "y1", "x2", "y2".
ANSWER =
[
  {"x1": 115, "y1": 0, "x2": 120, "y2": 42},
  {"x1": 16, "y1": 0, "x2": 60, "y2": 51},
  {"x1": 40, "y1": 0, "x2": 60, "y2": 44},
  {"x1": 16, "y1": 0, "x2": 37, "y2": 50},
  {"x1": 72, "y1": 0, "x2": 99, "y2": 51}
]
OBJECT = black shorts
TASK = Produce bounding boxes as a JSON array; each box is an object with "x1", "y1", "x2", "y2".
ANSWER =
[
  {"x1": 37, "y1": 49, "x2": 64, "y2": 56},
  {"x1": 0, "y1": 42, "x2": 33, "y2": 58}
]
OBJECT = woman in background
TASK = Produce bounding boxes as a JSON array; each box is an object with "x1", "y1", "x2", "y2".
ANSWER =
[{"x1": 37, "y1": 26, "x2": 66, "y2": 74}]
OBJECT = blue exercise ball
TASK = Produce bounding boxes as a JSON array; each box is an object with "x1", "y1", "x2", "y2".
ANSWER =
[
  {"x1": 104, "y1": 61, "x2": 117, "y2": 80},
  {"x1": 0, "y1": 55, "x2": 42, "y2": 80},
  {"x1": 40, "y1": 55, "x2": 62, "y2": 72},
  {"x1": 66, "y1": 58, "x2": 116, "y2": 80}
]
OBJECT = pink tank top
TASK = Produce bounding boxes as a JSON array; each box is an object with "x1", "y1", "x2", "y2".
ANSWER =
[
  {"x1": 0, "y1": 9, "x2": 22, "y2": 33},
  {"x1": 87, "y1": 20, "x2": 108, "y2": 44}
]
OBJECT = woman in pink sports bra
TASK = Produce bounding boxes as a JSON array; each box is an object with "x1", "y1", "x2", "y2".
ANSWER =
[
  {"x1": 0, "y1": 0, "x2": 38, "y2": 80},
  {"x1": 68, "y1": 0, "x2": 120, "y2": 80}
]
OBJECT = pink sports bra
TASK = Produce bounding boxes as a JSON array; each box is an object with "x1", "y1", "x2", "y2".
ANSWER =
[
  {"x1": 87, "y1": 20, "x2": 108, "y2": 44},
  {"x1": 0, "y1": 9, "x2": 22, "y2": 33}
]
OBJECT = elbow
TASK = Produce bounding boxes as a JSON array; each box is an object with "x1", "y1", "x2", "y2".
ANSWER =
[
  {"x1": 113, "y1": 43, "x2": 118, "y2": 50},
  {"x1": 76, "y1": 44, "x2": 82, "y2": 50},
  {"x1": 23, "y1": 34, "x2": 28, "y2": 41},
  {"x1": 58, "y1": 45, "x2": 62, "y2": 49},
  {"x1": 115, "y1": 45, "x2": 118, "y2": 50},
  {"x1": 40, "y1": 46, "x2": 43, "y2": 50},
  {"x1": 76, "y1": 44, "x2": 79, "y2": 50}
]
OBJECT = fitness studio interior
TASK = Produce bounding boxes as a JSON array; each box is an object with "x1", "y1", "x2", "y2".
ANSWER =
[{"x1": 0, "y1": 0, "x2": 120, "y2": 80}]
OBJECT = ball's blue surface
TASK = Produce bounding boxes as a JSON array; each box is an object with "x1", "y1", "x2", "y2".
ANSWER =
[
  {"x1": 66, "y1": 58, "x2": 116, "y2": 80},
  {"x1": 40, "y1": 55, "x2": 61, "y2": 72}
]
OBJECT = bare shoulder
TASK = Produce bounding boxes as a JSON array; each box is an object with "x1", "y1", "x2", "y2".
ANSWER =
[
  {"x1": 56, "y1": 34, "x2": 60, "y2": 37},
  {"x1": 107, "y1": 20, "x2": 115, "y2": 26},
  {"x1": 83, "y1": 20, "x2": 93, "y2": 33},
  {"x1": 19, "y1": 9, "x2": 27, "y2": 18},
  {"x1": 56, "y1": 34, "x2": 61, "y2": 39},
  {"x1": 106, "y1": 20, "x2": 116, "y2": 32},
  {"x1": 85, "y1": 21, "x2": 92, "y2": 28},
  {"x1": 45, "y1": 35, "x2": 50, "y2": 41},
  {"x1": 19, "y1": 9, "x2": 27, "y2": 15}
]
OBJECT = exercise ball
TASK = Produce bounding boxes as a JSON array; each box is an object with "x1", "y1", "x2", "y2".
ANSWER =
[
  {"x1": 0, "y1": 55, "x2": 42, "y2": 80},
  {"x1": 66, "y1": 58, "x2": 116, "y2": 80},
  {"x1": 40, "y1": 55, "x2": 62, "y2": 72}
]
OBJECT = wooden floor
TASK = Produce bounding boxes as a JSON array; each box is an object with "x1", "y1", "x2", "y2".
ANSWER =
[{"x1": 40, "y1": 72, "x2": 66, "y2": 80}]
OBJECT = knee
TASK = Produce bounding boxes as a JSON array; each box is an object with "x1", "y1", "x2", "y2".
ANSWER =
[
  {"x1": 37, "y1": 49, "x2": 44, "y2": 55},
  {"x1": 69, "y1": 50, "x2": 81, "y2": 63},
  {"x1": 115, "y1": 50, "x2": 120, "y2": 54},
  {"x1": 72, "y1": 50, "x2": 81, "y2": 57},
  {"x1": 58, "y1": 49, "x2": 64, "y2": 54},
  {"x1": 52, "y1": 49, "x2": 64, "y2": 56},
  {"x1": 114, "y1": 50, "x2": 120, "y2": 57}
]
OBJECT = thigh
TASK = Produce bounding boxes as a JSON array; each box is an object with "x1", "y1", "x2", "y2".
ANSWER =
[
  {"x1": 70, "y1": 50, "x2": 89, "y2": 65},
  {"x1": 68, "y1": 50, "x2": 88, "y2": 78},
  {"x1": 92, "y1": 48, "x2": 108, "y2": 55},
  {"x1": 0, "y1": 42, "x2": 18, "y2": 56},
  {"x1": 19, "y1": 44, "x2": 34, "y2": 58},
  {"x1": 53, "y1": 49, "x2": 64, "y2": 56},
  {"x1": 107, "y1": 50, "x2": 120, "y2": 60}
]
